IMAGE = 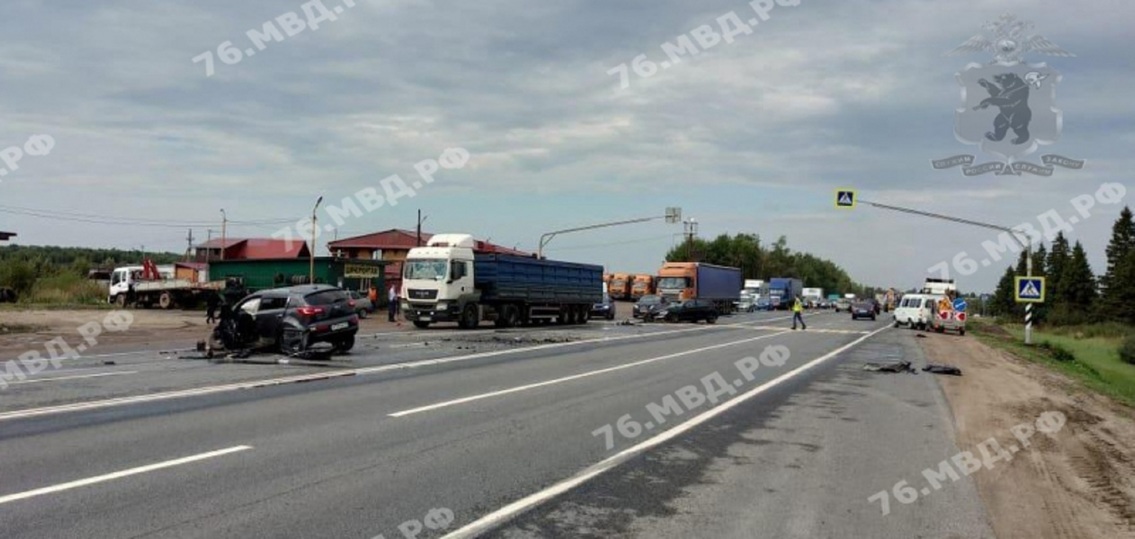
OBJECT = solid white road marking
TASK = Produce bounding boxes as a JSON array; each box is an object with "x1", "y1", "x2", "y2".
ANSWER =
[
  {"x1": 388, "y1": 331, "x2": 792, "y2": 417},
  {"x1": 440, "y1": 325, "x2": 892, "y2": 538},
  {"x1": 0, "y1": 445, "x2": 252, "y2": 505},
  {"x1": 0, "y1": 315, "x2": 796, "y2": 423},
  {"x1": 6, "y1": 371, "x2": 138, "y2": 385}
]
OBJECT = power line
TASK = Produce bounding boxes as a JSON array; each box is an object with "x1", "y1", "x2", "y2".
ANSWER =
[{"x1": 0, "y1": 205, "x2": 295, "y2": 228}]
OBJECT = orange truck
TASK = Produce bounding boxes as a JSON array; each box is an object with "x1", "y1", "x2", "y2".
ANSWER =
[
  {"x1": 609, "y1": 273, "x2": 634, "y2": 300},
  {"x1": 631, "y1": 274, "x2": 655, "y2": 299},
  {"x1": 655, "y1": 262, "x2": 742, "y2": 313}
]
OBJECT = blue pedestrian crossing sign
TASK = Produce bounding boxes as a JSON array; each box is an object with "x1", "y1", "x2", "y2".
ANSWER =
[
  {"x1": 953, "y1": 298, "x2": 967, "y2": 312},
  {"x1": 835, "y1": 189, "x2": 857, "y2": 208},
  {"x1": 1015, "y1": 277, "x2": 1046, "y2": 303}
]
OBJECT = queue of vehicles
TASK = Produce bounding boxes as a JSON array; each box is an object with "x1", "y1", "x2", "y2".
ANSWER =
[
  {"x1": 892, "y1": 278, "x2": 965, "y2": 335},
  {"x1": 120, "y1": 227, "x2": 941, "y2": 354}
]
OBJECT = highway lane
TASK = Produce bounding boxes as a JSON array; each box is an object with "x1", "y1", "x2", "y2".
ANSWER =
[
  {"x1": 0, "y1": 311, "x2": 981, "y2": 539},
  {"x1": 0, "y1": 311, "x2": 801, "y2": 413}
]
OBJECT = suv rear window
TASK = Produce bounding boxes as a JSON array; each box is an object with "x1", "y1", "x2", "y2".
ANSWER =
[{"x1": 304, "y1": 290, "x2": 350, "y2": 305}]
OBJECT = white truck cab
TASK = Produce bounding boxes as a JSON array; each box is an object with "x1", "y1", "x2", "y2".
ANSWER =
[{"x1": 400, "y1": 234, "x2": 478, "y2": 327}]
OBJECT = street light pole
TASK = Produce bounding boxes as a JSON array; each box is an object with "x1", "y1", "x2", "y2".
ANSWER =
[
  {"x1": 537, "y1": 208, "x2": 682, "y2": 259},
  {"x1": 310, "y1": 196, "x2": 323, "y2": 284},
  {"x1": 858, "y1": 198, "x2": 1035, "y2": 344}
]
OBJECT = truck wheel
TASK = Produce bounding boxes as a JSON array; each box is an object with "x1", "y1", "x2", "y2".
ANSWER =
[
  {"x1": 413, "y1": 321, "x2": 431, "y2": 329},
  {"x1": 460, "y1": 304, "x2": 479, "y2": 329},
  {"x1": 959, "y1": 327, "x2": 966, "y2": 336},
  {"x1": 707, "y1": 314, "x2": 718, "y2": 324},
  {"x1": 114, "y1": 294, "x2": 127, "y2": 308},
  {"x1": 504, "y1": 305, "x2": 521, "y2": 327},
  {"x1": 158, "y1": 291, "x2": 173, "y2": 310}
]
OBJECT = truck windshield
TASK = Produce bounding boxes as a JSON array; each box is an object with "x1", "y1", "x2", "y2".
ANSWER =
[
  {"x1": 404, "y1": 260, "x2": 448, "y2": 281},
  {"x1": 656, "y1": 277, "x2": 688, "y2": 289}
]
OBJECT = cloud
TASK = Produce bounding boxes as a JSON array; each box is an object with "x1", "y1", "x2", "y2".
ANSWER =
[{"x1": 0, "y1": 0, "x2": 1131, "y2": 292}]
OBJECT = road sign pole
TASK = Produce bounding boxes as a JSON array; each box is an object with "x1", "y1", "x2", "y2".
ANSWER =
[{"x1": 1025, "y1": 243, "x2": 1033, "y2": 345}]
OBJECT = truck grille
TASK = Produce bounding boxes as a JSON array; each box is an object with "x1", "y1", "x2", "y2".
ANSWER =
[{"x1": 407, "y1": 289, "x2": 437, "y2": 300}]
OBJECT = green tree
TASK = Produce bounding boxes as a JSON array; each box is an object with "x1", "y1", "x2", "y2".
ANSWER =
[
  {"x1": 1106, "y1": 250, "x2": 1135, "y2": 324},
  {"x1": 1046, "y1": 232, "x2": 1070, "y2": 303},
  {"x1": 990, "y1": 265, "x2": 1017, "y2": 317},
  {"x1": 1061, "y1": 241, "x2": 1097, "y2": 313},
  {"x1": 1101, "y1": 206, "x2": 1135, "y2": 316}
]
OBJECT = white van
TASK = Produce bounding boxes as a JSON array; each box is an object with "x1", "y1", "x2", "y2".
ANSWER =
[{"x1": 893, "y1": 294, "x2": 941, "y2": 330}]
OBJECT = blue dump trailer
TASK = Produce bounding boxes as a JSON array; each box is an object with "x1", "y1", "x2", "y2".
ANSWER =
[
  {"x1": 474, "y1": 253, "x2": 602, "y2": 306},
  {"x1": 400, "y1": 234, "x2": 604, "y2": 329}
]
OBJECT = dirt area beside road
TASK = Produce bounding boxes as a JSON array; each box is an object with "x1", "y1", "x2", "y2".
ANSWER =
[{"x1": 919, "y1": 332, "x2": 1135, "y2": 538}]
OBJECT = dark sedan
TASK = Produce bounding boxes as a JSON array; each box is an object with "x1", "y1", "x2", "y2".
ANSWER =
[
  {"x1": 590, "y1": 293, "x2": 616, "y2": 320},
  {"x1": 632, "y1": 294, "x2": 666, "y2": 318},
  {"x1": 850, "y1": 301, "x2": 877, "y2": 321},
  {"x1": 213, "y1": 284, "x2": 360, "y2": 355},
  {"x1": 657, "y1": 299, "x2": 719, "y2": 324}
]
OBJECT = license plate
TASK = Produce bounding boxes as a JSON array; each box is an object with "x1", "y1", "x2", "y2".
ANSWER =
[
  {"x1": 419, "y1": 316, "x2": 431, "y2": 322},
  {"x1": 331, "y1": 322, "x2": 348, "y2": 331}
]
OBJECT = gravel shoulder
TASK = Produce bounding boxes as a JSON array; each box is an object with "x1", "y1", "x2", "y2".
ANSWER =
[{"x1": 919, "y1": 330, "x2": 1135, "y2": 538}]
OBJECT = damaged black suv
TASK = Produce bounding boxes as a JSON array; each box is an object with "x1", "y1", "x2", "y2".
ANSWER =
[{"x1": 215, "y1": 284, "x2": 360, "y2": 355}]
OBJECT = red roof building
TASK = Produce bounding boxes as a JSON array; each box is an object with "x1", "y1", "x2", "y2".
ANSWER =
[
  {"x1": 195, "y1": 238, "x2": 310, "y2": 262},
  {"x1": 327, "y1": 229, "x2": 528, "y2": 291}
]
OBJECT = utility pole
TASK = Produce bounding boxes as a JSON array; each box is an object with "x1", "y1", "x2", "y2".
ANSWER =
[
  {"x1": 684, "y1": 218, "x2": 698, "y2": 262},
  {"x1": 310, "y1": 196, "x2": 323, "y2": 284},
  {"x1": 185, "y1": 229, "x2": 194, "y2": 261},
  {"x1": 219, "y1": 209, "x2": 227, "y2": 261},
  {"x1": 417, "y1": 209, "x2": 422, "y2": 247}
]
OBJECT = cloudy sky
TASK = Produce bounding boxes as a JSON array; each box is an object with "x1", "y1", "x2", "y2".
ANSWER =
[{"x1": 0, "y1": 0, "x2": 1132, "y2": 292}]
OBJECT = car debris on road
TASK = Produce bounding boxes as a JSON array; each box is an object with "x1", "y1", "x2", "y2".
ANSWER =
[
  {"x1": 922, "y1": 363, "x2": 963, "y2": 376},
  {"x1": 862, "y1": 360, "x2": 917, "y2": 374}
]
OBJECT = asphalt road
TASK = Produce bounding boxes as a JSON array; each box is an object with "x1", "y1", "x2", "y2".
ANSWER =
[{"x1": 0, "y1": 310, "x2": 994, "y2": 538}]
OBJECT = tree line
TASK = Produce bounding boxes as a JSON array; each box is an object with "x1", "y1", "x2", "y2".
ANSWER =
[
  {"x1": 0, "y1": 245, "x2": 182, "y2": 296},
  {"x1": 989, "y1": 206, "x2": 1135, "y2": 325},
  {"x1": 665, "y1": 233, "x2": 872, "y2": 297}
]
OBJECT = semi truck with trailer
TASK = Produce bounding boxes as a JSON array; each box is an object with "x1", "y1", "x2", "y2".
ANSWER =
[
  {"x1": 768, "y1": 278, "x2": 804, "y2": 310},
  {"x1": 655, "y1": 262, "x2": 742, "y2": 314},
  {"x1": 400, "y1": 234, "x2": 603, "y2": 329}
]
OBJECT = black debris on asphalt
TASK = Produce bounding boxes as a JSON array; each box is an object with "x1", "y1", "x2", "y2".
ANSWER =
[
  {"x1": 862, "y1": 360, "x2": 917, "y2": 374},
  {"x1": 922, "y1": 363, "x2": 963, "y2": 376}
]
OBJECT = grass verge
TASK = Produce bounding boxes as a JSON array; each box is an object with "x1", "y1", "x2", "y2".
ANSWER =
[{"x1": 969, "y1": 318, "x2": 1135, "y2": 407}]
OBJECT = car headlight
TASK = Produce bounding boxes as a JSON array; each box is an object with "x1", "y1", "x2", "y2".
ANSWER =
[{"x1": 436, "y1": 302, "x2": 448, "y2": 311}]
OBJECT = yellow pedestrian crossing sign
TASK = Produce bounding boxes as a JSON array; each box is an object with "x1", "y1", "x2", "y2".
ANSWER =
[
  {"x1": 1015, "y1": 277, "x2": 1045, "y2": 303},
  {"x1": 835, "y1": 189, "x2": 856, "y2": 208}
]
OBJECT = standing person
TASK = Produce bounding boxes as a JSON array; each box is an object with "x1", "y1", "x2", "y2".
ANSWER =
[
  {"x1": 205, "y1": 292, "x2": 220, "y2": 324},
  {"x1": 792, "y1": 294, "x2": 807, "y2": 330},
  {"x1": 388, "y1": 284, "x2": 398, "y2": 322}
]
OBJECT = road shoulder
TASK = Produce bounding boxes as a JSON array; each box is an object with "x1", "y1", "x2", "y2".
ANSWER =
[{"x1": 920, "y1": 330, "x2": 1135, "y2": 539}]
